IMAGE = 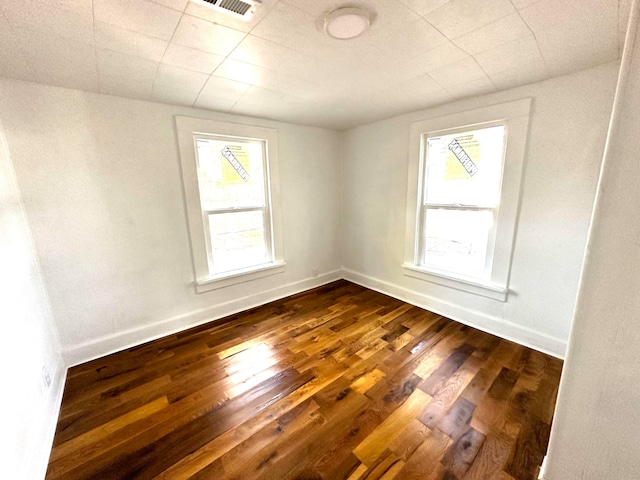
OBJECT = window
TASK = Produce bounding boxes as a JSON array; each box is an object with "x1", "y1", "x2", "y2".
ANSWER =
[
  {"x1": 420, "y1": 124, "x2": 505, "y2": 277},
  {"x1": 176, "y1": 117, "x2": 284, "y2": 292},
  {"x1": 403, "y1": 99, "x2": 531, "y2": 301}
]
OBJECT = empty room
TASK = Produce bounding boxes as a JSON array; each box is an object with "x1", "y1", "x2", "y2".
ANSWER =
[{"x1": 1, "y1": 0, "x2": 639, "y2": 479}]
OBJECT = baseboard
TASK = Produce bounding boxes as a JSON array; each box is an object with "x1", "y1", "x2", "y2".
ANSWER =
[
  {"x1": 63, "y1": 266, "x2": 566, "y2": 366},
  {"x1": 538, "y1": 455, "x2": 548, "y2": 479},
  {"x1": 342, "y1": 268, "x2": 567, "y2": 359},
  {"x1": 32, "y1": 358, "x2": 67, "y2": 479},
  {"x1": 62, "y1": 270, "x2": 342, "y2": 367}
]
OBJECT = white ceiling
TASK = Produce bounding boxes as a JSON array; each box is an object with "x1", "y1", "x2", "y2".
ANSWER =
[{"x1": 0, "y1": 0, "x2": 631, "y2": 129}]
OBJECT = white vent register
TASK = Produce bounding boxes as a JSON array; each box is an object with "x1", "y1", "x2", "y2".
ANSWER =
[{"x1": 192, "y1": 0, "x2": 260, "y2": 19}]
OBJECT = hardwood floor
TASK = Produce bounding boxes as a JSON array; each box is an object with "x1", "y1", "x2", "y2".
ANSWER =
[{"x1": 46, "y1": 281, "x2": 563, "y2": 480}]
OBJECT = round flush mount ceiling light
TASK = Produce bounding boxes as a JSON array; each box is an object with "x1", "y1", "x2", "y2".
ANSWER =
[{"x1": 324, "y1": 7, "x2": 371, "y2": 40}]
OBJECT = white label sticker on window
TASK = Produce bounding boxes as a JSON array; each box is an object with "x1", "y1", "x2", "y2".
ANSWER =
[
  {"x1": 448, "y1": 138, "x2": 478, "y2": 177},
  {"x1": 221, "y1": 146, "x2": 250, "y2": 182}
]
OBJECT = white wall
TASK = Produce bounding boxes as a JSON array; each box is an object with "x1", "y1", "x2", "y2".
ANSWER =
[
  {"x1": 545, "y1": 2, "x2": 640, "y2": 478},
  {"x1": 0, "y1": 116, "x2": 65, "y2": 478},
  {"x1": 0, "y1": 79, "x2": 343, "y2": 366},
  {"x1": 341, "y1": 62, "x2": 619, "y2": 357}
]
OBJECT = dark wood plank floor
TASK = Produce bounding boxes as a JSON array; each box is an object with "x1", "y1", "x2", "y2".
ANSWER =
[{"x1": 46, "y1": 280, "x2": 563, "y2": 480}]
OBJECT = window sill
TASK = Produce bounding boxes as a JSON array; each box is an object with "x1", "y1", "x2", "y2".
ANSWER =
[
  {"x1": 402, "y1": 264, "x2": 507, "y2": 302},
  {"x1": 196, "y1": 262, "x2": 286, "y2": 293}
]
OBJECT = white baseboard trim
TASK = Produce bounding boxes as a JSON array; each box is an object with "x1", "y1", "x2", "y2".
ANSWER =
[
  {"x1": 62, "y1": 267, "x2": 566, "y2": 366},
  {"x1": 342, "y1": 268, "x2": 567, "y2": 359},
  {"x1": 62, "y1": 270, "x2": 342, "y2": 367},
  {"x1": 33, "y1": 359, "x2": 67, "y2": 479},
  {"x1": 538, "y1": 455, "x2": 548, "y2": 479}
]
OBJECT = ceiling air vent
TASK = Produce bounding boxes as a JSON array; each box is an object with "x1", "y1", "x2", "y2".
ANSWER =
[{"x1": 194, "y1": 0, "x2": 260, "y2": 19}]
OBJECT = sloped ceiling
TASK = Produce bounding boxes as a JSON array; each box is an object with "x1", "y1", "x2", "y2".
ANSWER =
[{"x1": 0, "y1": 0, "x2": 631, "y2": 129}]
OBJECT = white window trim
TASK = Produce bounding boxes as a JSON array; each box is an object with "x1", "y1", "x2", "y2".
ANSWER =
[
  {"x1": 403, "y1": 98, "x2": 532, "y2": 302},
  {"x1": 176, "y1": 116, "x2": 285, "y2": 293},
  {"x1": 195, "y1": 262, "x2": 286, "y2": 293}
]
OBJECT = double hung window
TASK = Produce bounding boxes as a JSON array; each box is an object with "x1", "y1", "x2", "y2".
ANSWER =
[
  {"x1": 176, "y1": 117, "x2": 284, "y2": 292},
  {"x1": 404, "y1": 99, "x2": 531, "y2": 301},
  {"x1": 419, "y1": 124, "x2": 506, "y2": 279}
]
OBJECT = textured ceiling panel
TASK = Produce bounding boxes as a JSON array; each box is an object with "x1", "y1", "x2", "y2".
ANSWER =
[{"x1": 0, "y1": 0, "x2": 626, "y2": 129}]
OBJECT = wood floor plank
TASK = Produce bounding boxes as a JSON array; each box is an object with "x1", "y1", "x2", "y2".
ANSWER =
[
  {"x1": 187, "y1": 458, "x2": 226, "y2": 480},
  {"x1": 353, "y1": 389, "x2": 431, "y2": 466},
  {"x1": 463, "y1": 431, "x2": 515, "y2": 480},
  {"x1": 361, "y1": 451, "x2": 405, "y2": 479},
  {"x1": 438, "y1": 396, "x2": 477, "y2": 440},
  {"x1": 386, "y1": 418, "x2": 430, "y2": 461},
  {"x1": 351, "y1": 368, "x2": 386, "y2": 395},
  {"x1": 395, "y1": 427, "x2": 452, "y2": 480},
  {"x1": 418, "y1": 355, "x2": 482, "y2": 430},
  {"x1": 46, "y1": 280, "x2": 563, "y2": 480},
  {"x1": 92, "y1": 368, "x2": 313, "y2": 479},
  {"x1": 420, "y1": 343, "x2": 475, "y2": 396},
  {"x1": 251, "y1": 388, "x2": 368, "y2": 480},
  {"x1": 441, "y1": 427, "x2": 486, "y2": 477},
  {"x1": 49, "y1": 367, "x2": 313, "y2": 479},
  {"x1": 347, "y1": 462, "x2": 369, "y2": 480},
  {"x1": 53, "y1": 374, "x2": 172, "y2": 446},
  {"x1": 503, "y1": 419, "x2": 551, "y2": 480},
  {"x1": 49, "y1": 396, "x2": 169, "y2": 463},
  {"x1": 219, "y1": 399, "x2": 323, "y2": 478},
  {"x1": 154, "y1": 360, "x2": 348, "y2": 479}
]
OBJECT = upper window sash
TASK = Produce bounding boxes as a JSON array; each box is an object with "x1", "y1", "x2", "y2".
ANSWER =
[
  {"x1": 420, "y1": 122, "x2": 507, "y2": 210},
  {"x1": 194, "y1": 134, "x2": 268, "y2": 212}
]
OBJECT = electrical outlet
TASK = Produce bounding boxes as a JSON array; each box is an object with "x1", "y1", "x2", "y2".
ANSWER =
[
  {"x1": 41, "y1": 365, "x2": 51, "y2": 389},
  {"x1": 311, "y1": 268, "x2": 318, "y2": 278}
]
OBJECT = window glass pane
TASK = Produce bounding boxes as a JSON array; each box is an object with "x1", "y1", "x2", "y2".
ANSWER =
[
  {"x1": 422, "y1": 209, "x2": 493, "y2": 277},
  {"x1": 209, "y1": 211, "x2": 267, "y2": 274},
  {"x1": 196, "y1": 138, "x2": 265, "y2": 211},
  {"x1": 424, "y1": 125, "x2": 505, "y2": 207}
]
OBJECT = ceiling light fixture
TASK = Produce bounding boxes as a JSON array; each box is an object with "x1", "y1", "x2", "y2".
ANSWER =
[{"x1": 323, "y1": 7, "x2": 371, "y2": 40}]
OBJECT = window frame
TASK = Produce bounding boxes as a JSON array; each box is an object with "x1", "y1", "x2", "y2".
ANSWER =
[
  {"x1": 418, "y1": 121, "x2": 506, "y2": 279},
  {"x1": 196, "y1": 134, "x2": 273, "y2": 275},
  {"x1": 176, "y1": 116, "x2": 285, "y2": 293},
  {"x1": 403, "y1": 98, "x2": 531, "y2": 301}
]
